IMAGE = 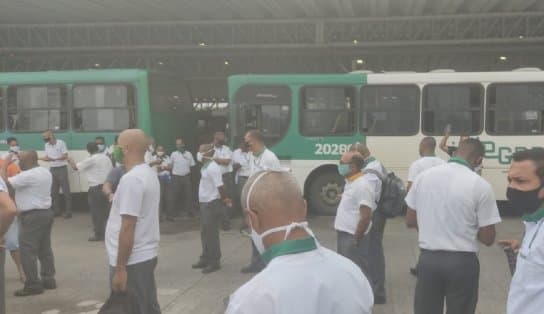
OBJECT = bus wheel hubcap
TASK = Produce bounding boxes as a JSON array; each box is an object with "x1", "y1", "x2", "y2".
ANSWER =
[{"x1": 320, "y1": 182, "x2": 341, "y2": 206}]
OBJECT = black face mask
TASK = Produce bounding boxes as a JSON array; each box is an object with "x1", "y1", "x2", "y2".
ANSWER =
[{"x1": 507, "y1": 186, "x2": 543, "y2": 215}]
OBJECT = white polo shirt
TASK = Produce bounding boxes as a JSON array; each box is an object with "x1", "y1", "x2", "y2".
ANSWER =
[
  {"x1": 8, "y1": 167, "x2": 52, "y2": 211},
  {"x1": 76, "y1": 153, "x2": 113, "y2": 187},
  {"x1": 226, "y1": 244, "x2": 373, "y2": 314},
  {"x1": 507, "y1": 214, "x2": 544, "y2": 314},
  {"x1": 170, "y1": 151, "x2": 195, "y2": 176},
  {"x1": 213, "y1": 145, "x2": 233, "y2": 174},
  {"x1": 334, "y1": 173, "x2": 379, "y2": 235},
  {"x1": 105, "y1": 163, "x2": 160, "y2": 266},
  {"x1": 44, "y1": 139, "x2": 68, "y2": 167},
  {"x1": 405, "y1": 161, "x2": 501, "y2": 252},
  {"x1": 249, "y1": 148, "x2": 281, "y2": 176},
  {"x1": 407, "y1": 156, "x2": 446, "y2": 183},
  {"x1": 199, "y1": 161, "x2": 223, "y2": 203},
  {"x1": 232, "y1": 148, "x2": 251, "y2": 178}
]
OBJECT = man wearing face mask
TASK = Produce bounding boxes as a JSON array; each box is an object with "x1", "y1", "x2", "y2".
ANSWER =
[
  {"x1": 169, "y1": 137, "x2": 196, "y2": 219},
  {"x1": 211, "y1": 131, "x2": 234, "y2": 231},
  {"x1": 95, "y1": 136, "x2": 107, "y2": 154},
  {"x1": 499, "y1": 148, "x2": 544, "y2": 314},
  {"x1": 405, "y1": 138, "x2": 501, "y2": 314},
  {"x1": 334, "y1": 151, "x2": 379, "y2": 279},
  {"x1": 241, "y1": 129, "x2": 281, "y2": 274},
  {"x1": 192, "y1": 144, "x2": 231, "y2": 274},
  {"x1": 40, "y1": 130, "x2": 72, "y2": 219},
  {"x1": 68, "y1": 142, "x2": 112, "y2": 241},
  {"x1": 226, "y1": 170, "x2": 373, "y2": 314}
]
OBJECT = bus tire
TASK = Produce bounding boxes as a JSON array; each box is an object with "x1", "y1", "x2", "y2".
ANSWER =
[{"x1": 307, "y1": 171, "x2": 344, "y2": 216}]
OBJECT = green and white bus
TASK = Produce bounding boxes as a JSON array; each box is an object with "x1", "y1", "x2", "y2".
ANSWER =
[
  {"x1": 0, "y1": 69, "x2": 186, "y2": 194},
  {"x1": 228, "y1": 69, "x2": 544, "y2": 214}
]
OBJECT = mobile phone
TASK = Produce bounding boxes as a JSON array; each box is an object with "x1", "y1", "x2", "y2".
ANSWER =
[{"x1": 503, "y1": 247, "x2": 517, "y2": 276}]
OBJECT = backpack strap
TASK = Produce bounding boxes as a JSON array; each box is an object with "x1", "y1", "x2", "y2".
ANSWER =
[{"x1": 364, "y1": 168, "x2": 385, "y2": 181}]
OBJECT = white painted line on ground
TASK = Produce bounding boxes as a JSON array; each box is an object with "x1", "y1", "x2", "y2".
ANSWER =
[{"x1": 77, "y1": 300, "x2": 100, "y2": 307}]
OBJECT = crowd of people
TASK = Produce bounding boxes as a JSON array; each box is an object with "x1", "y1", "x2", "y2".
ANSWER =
[{"x1": 0, "y1": 127, "x2": 541, "y2": 314}]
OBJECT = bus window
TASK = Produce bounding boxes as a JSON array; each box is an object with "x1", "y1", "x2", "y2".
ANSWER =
[
  {"x1": 422, "y1": 84, "x2": 483, "y2": 135},
  {"x1": 360, "y1": 85, "x2": 419, "y2": 136},
  {"x1": 487, "y1": 83, "x2": 544, "y2": 135},
  {"x1": 72, "y1": 85, "x2": 136, "y2": 132},
  {"x1": 233, "y1": 85, "x2": 291, "y2": 146},
  {"x1": 7, "y1": 86, "x2": 68, "y2": 132},
  {"x1": 300, "y1": 86, "x2": 355, "y2": 136}
]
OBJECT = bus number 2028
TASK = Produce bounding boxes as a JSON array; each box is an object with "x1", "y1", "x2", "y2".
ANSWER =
[{"x1": 314, "y1": 143, "x2": 351, "y2": 156}]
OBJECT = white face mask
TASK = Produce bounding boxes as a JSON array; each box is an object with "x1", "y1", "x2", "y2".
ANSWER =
[
  {"x1": 245, "y1": 171, "x2": 315, "y2": 255},
  {"x1": 157, "y1": 151, "x2": 165, "y2": 157}
]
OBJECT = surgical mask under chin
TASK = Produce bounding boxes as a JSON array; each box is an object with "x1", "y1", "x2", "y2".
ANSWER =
[
  {"x1": 245, "y1": 171, "x2": 315, "y2": 255},
  {"x1": 8, "y1": 146, "x2": 20, "y2": 154},
  {"x1": 157, "y1": 151, "x2": 165, "y2": 157},
  {"x1": 507, "y1": 186, "x2": 543, "y2": 215},
  {"x1": 337, "y1": 164, "x2": 351, "y2": 177}
]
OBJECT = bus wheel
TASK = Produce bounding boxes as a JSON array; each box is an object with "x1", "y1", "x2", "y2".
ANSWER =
[{"x1": 307, "y1": 171, "x2": 344, "y2": 215}]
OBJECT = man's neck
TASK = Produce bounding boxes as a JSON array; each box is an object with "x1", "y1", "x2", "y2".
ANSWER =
[
  {"x1": 124, "y1": 157, "x2": 144, "y2": 171},
  {"x1": 263, "y1": 227, "x2": 310, "y2": 249},
  {"x1": 50, "y1": 138, "x2": 57, "y2": 145},
  {"x1": 421, "y1": 152, "x2": 435, "y2": 157}
]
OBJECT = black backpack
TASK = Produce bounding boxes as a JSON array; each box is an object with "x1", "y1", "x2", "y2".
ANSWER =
[{"x1": 365, "y1": 166, "x2": 407, "y2": 218}]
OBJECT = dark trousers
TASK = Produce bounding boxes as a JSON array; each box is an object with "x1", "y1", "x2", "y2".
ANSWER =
[
  {"x1": 337, "y1": 230, "x2": 371, "y2": 278},
  {"x1": 159, "y1": 179, "x2": 169, "y2": 218},
  {"x1": 109, "y1": 257, "x2": 161, "y2": 314},
  {"x1": 221, "y1": 173, "x2": 234, "y2": 224},
  {"x1": 169, "y1": 174, "x2": 193, "y2": 217},
  {"x1": 0, "y1": 249, "x2": 5, "y2": 314},
  {"x1": 368, "y1": 210, "x2": 387, "y2": 299},
  {"x1": 199, "y1": 200, "x2": 222, "y2": 265},
  {"x1": 415, "y1": 249, "x2": 480, "y2": 314},
  {"x1": 88, "y1": 185, "x2": 109, "y2": 238},
  {"x1": 19, "y1": 209, "x2": 56, "y2": 290},
  {"x1": 50, "y1": 166, "x2": 72, "y2": 215}
]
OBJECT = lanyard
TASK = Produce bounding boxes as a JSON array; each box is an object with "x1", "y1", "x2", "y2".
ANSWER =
[
  {"x1": 448, "y1": 157, "x2": 472, "y2": 170},
  {"x1": 261, "y1": 237, "x2": 317, "y2": 264},
  {"x1": 520, "y1": 219, "x2": 544, "y2": 259}
]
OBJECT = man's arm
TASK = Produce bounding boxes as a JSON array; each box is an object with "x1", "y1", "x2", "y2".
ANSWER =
[
  {"x1": 111, "y1": 215, "x2": 137, "y2": 292},
  {"x1": 354, "y1": 205, "x2": 372, "y2": 244},
  {"x1": 406, "y1": 207, "x2": 418, "y2": 229},
  {"x1": 214, "y1": 157, "x2": 232, "y2": 166},
  {"x1": 439, "y1": 134, "x2": 450, "y2": 154},
  {"x1": 67, "y1": 157, "x2": 78, "y2": 171},
  {"x1": 55, "y1": 153, "x2": 69, "y2": 161},
  {"x1": 477, "y1": 225, "x2": 496, "y2": 246},
  {"x1": 102, "y1": 182, "x2": 115, "y2": 202}
]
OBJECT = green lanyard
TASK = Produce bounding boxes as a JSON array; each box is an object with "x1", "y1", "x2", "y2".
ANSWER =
[
  {"x1": 260, "y1": 237, "x2": 318, "y2": 264},
  {"x1": 448, "y1": 157, "x2": 472, "y2": 170}
]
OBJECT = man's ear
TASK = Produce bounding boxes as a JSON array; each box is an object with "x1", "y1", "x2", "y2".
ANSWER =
[{"x1": 246, "y1": 208, "x2": 261, "y2": 233}]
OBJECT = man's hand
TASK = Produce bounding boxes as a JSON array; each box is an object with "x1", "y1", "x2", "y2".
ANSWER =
[
  {"x1": 223, "y1": 197, "x2": 233, "y2": 208},
  {"x1": 108, "y1": 193, "x2": 115, "y2": 203},
  {"x1": 4, "y1": 154, "x2": 14, "y2": 165},
  {"x1": 352, "y1": 232, "x2": 363, "y2": 246},
  {"x1": 111, "y1": 268, "x2": 128, "y2": 292},
  {"x1": 498, "y1": 239, "x2": 521, "y2": 253}
]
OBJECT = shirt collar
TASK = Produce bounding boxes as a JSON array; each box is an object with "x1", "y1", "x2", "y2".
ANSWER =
[
  {"x1": 448, "y1": 156, "x2": 472, "y2": 170},
  {"x1": 523, "y1": 207, "x2": 544, "y2": 222},
  {"x1": 347, "y1": 171, "x2": 363, "y2": 182},
  {"x1": 261, "y1": 237, "x2": 318, "y2": 264},
  {"x1": 254, "y1": 147, "x2": 266, "y2": 158}
]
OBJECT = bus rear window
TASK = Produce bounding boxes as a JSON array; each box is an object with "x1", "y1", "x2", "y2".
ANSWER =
[
  {"x1": 300, "y1": 86, "x2": 355, "y2": 136},
  {"x1": 7, "y1": 86, "x2": 68, "y2": 132},
  {"x1": 422, "y1": 84, "x2": 483, "y2": 135},
  {"x1": 360, "y1": 85, "x2": 419, "y2": 136},
  {"x1": 73, "y1": 85, "x2": 136, "y2": 132},
  {"x1": 486, "y1": 83, "x2": 544, "y2": 135}
]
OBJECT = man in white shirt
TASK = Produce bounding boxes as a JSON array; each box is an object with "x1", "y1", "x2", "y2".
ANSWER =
[
  {"x1": 95, "y1": 136, "x2": 107, "y2": 154},
  {"x1": 106, "y1": 129, "x2": 161, "y2": 314},
  {"x1": 241, "y1": 129, "x2": 281, "y2": 274},
  {"x1": 232, "y1": 141, "x2": 251, "y2": 213},
  {"x1": 405, "y1": 138, "x2": 501, "y2": 314},
  {"x1": 151, "y1": 145, "x2": 172, "y2": 221},
  {"x1": 68, "y1": 142, "x2": 113, "y2": 241},
  {"x1": 334, "y1": 151, "x2": 378, "y2": 279},
  {"x1": 192, "y1": 144, "x2": 231, "y2": 274},
  {"x1": 226, "y1": 170, "x2": 373, "y2": 314},
  {"x1": 350, "y1": 142, "x2": 386, "y2": 304},
  {"x1": 169, "y1": 137, "x2": 196, "y2": 220},
  {"x1": 499, "y1": 148, "x2": 544, "y2": 314},
  {"x1": 406, "y1": 137, "x2": 446, "y2": 276},
  {"x1": 0, "y1": 170, "x2": 17, "y2": 313},
  {"x1": 40, "y1": 129, "x2": 72, "y2": 219},
  {"x1": 212, "y1": 131, "x2": 233, "y2": 230},
  {"x1": 2, "y1": 151, "x2": 55, "y2": 297}
]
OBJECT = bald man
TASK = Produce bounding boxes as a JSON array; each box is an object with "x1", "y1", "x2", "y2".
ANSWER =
[
  {"x1": 226, "y1": 171, "x2": 373, "y2": 314},
  {"x1": 40, "y1": 130, "x2": 72, "y2": 219},
  {"x1": 2, "y1": 151, "x2": 55, "y2": 297},
  {"x1": 105, "y1": 129, "x2": 161, "y2": 314}
]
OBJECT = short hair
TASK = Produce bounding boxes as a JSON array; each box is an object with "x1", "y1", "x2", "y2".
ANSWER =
[
  {"x1": 246, "y1": 129, "x2": 264, "y2": 143},
  {"x1": 421, "y1": 137, "x2": 437, "y2": 150},
  {"x1": 176, "y1": 137, "x2": 184, "y2": 142},
  {"x1": 86, "y1": 142, "x2": 99, "y2": 154},
  {"x1": 350, "y1": 154, "x2": 365, "y2": 170},
  {"x1": 95, "y1": 136, "x2": 105, "y2": 142},
  {"x1": 6, "y1": 137, "x2": 17, "y2": 145},
  {"x1": 512, "y1": 148, "x2": 544, "y2": 179},
  {"x1": 457, "y1": 138, "x2": 485, "y2": 159}
]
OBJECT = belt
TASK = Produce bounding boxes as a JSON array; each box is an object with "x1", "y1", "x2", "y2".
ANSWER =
[
  {"x1": 420, "y1": 249, "x2": 477, "y2": 256},
  {"x1": 20, "y1": 208, "x2": 50, "y2": 216}
]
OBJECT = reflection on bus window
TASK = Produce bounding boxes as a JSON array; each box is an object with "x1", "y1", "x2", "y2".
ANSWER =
[
  {"x1": 7, "y1": 86, "x2": 68, "y2": 132},
  {"x1": 300, "y1": 87, "x2": 355, "y2": 136},
  {"x1": 487, "y1": 83, "x2": 544, "y2": 135},
  {"x1": 422, "y1": 84, "x2": 483, "y2": 135},
  {"x1": 73, "y1": 85, "x2": 135, "y2": 132},
  {"x1": 361, "y1": 85, "x2": 419, "y2": 136},
  {"x1": 233, "y1": 85, "x2": 291, "y2": 147}
]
